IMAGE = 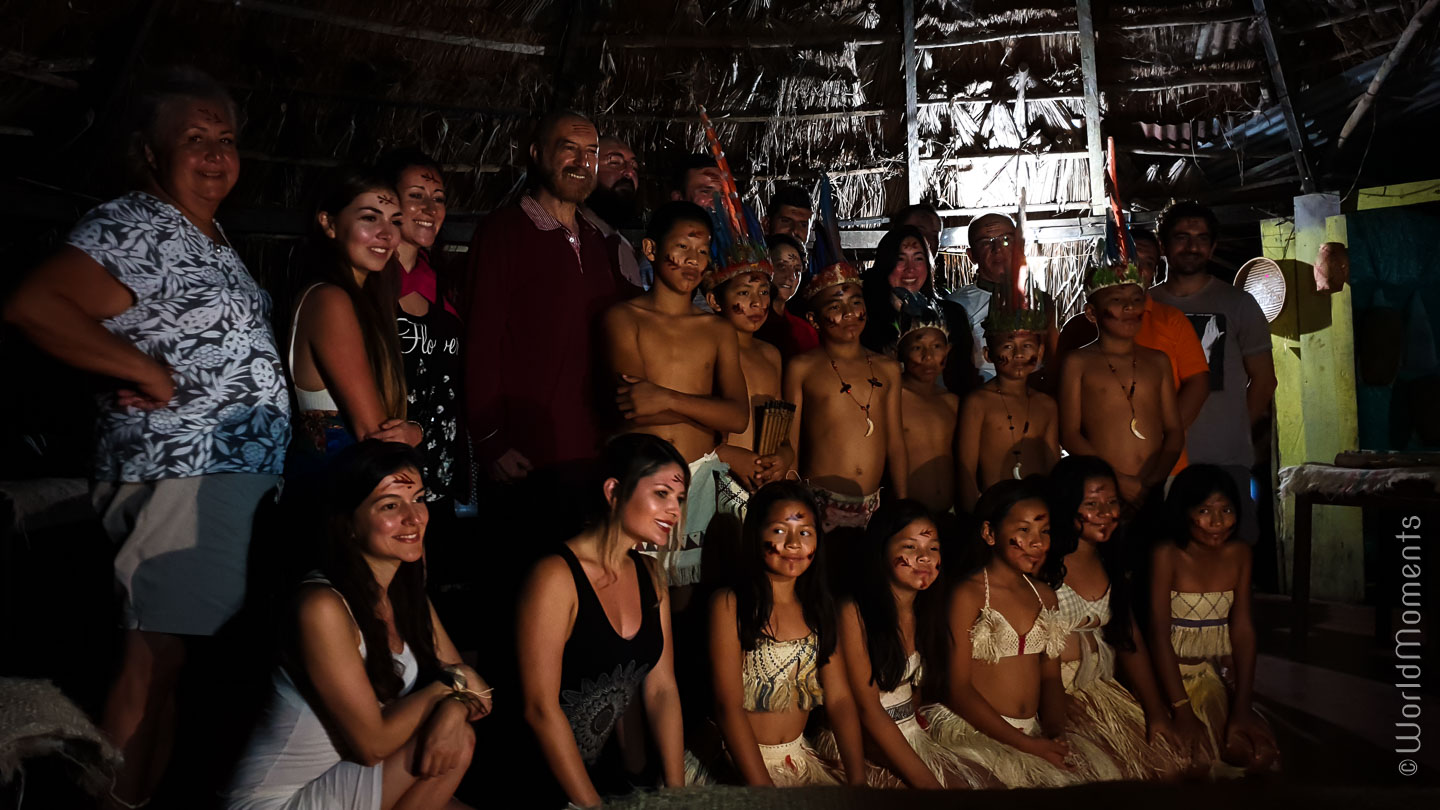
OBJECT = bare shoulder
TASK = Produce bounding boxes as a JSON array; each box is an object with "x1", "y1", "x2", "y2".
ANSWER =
[
  {"x1": 1138, "y1": 344, "x2": 1173, "y2": 374},
  {"x1": 758, "y1": 340, "x2": 783, "y2": 369},
  {"x1": 785, "y1": 348, "x2": 823, "y2": 378},
  {"x1": 303, "y1": 283, "x2": 354, "y2": 322},
  {"x1": 1151, "y1": 539, "x2": 1180, "y2": 565},
  {"x1": 941, "y1": 391, "x2": 961, "y2": 413},
  {"x1": 710, "y1": 586, "x2": 738, "y2": 616},
  {"x1": 1223, "y1": 539, "x2": 1253, "y2": 566},
  {"x1": 873, "y1": 352, "x2": 904, "y2": 380},
  {"x1": 602, "y1": 298, "x2": 641, "y2": 328},
  {"x1": 294, "y1": 583, "x2": 357, "y2": 639},
  {"x1": 1030, "y1": 577, "x2": 1060, "y2": 609},
  {"x1": 1033, "y1": 390, "x2": 1059, "y2": 417},
  {"x1": 523, "y1": 554, "x2": 579, "y2": 602}
]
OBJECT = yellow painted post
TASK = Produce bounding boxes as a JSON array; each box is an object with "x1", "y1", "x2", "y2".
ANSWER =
[{"x1": 1263, "y1": 217, "x2": 1302, "y2": 593}]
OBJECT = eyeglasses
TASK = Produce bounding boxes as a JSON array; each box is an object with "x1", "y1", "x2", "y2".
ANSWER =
[
  {"x1": 974, "y1": 235, "x2": 1014, "y2": 253},
  {"x1": 603, "y1": 155, "x2": 640, "y2": 172}
]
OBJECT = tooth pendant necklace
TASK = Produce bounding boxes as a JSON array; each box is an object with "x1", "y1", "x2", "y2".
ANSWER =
[
  {"x1": 997, "y1": 385, "x2": 1031, "y2": 479},
  {"x1": 828, "y1": 352, "x2": 883, "y2": 437},
  {"x1": 1107, "y1": 353, "x2": 1147, "y2": 440}
]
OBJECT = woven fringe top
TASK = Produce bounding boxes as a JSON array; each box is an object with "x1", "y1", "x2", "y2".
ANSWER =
[
  {"x1": 879, "y1": 651, "x2": 923, "y2": 712},
  {"x1": 1056, "y1": 583, "x2": 1111, "y2": 633},
  {"x1": 742, "y1": 632, "x2": 823, "y2": 713},
  {"x1": 1169, "y1": 590, "x2": 1233, "y2": 659},
  {"x1": 970, "y1": 570, "x2": 1067, "y2": 663}
]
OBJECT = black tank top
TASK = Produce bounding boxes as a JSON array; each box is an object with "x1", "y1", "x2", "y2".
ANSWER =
[{"x1": 555, "y1": 545, "x2": 663, "y2": 767}]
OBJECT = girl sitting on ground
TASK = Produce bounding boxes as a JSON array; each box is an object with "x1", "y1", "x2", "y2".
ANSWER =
[
  {"x1": 820, "y1": 499, "x2": 989, "y2": 788},
  {"x1": 1039, "y1": 455, "x2": 1189, "y2": 779},
  {"x1": 706, "y1": 481, "x2": 865, "y2": 786},
  {"x1": 923, "y1": 477, "x2": 1120, "y2": 788},
  {"x1": 1149, "y1": 464, "x2": 1279, "y2": 776}
]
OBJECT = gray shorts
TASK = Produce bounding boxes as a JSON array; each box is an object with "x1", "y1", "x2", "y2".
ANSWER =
[{"x1": 93, "y1": 473, "x2": 279, "y2": 636}]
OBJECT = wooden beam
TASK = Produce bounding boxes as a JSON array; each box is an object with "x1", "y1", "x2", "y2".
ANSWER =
[
  {"x1": 919, "y1": 27, "x2": 1078, "y2": 50},
  {"x1": 923, "y1": 150, "x2": 1089, "y2": 166},
  {"x1": 600, "y1": 107, "x2": 887, "y2": 124},
  {"x1": 201, "y1": 0, "x2": 546, "y2": 56},
  {"x1": 1100, "y1": 74, "x2": 1264, "y2": 92},
  {"x1": 1335, "y1": 0, "x2": 1440, "y2": 154},
  {"x1": 1279, "y1": 3, "x2": 1401, "y2": 34},
  {"x1": 903, "y1": 0, "x2": 922, "y2": 205},
  {"x1": 1253, "y1": 0, "x2": 1316, "y2": 193},
  {"x1": 921, "y1": 95, "x2": 1084, "y2": 105},
  {"x1": 596, "y1": 33, "x2": 893, "y2": 49},
  {"x1": 1356, "y1": 179, "x2": 1440, "y2": 210},
  {"x1": 1076, "y1": 0, "x2": 1105, "y2": 215},
  {"x1": 1105, "y1": 12, "x2": 1257, "y2": 31}
]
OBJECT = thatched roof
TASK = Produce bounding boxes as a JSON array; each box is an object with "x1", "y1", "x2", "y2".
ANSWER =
[{"x1": 4, "y1": 0, "x2": 1438, "y2": 310}]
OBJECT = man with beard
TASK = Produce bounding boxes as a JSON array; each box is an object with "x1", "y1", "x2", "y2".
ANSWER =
[
  {"x1": 670, "y1": 153, "x2": 725, "y2": 208},
  {"x1": 465, "y1": 109, "x2": 632, "y2": 496},
  {"x1": 945, "y1": 212, "x2": 1057, "y2": 383},
  {"x1": 583, "y1": 136, "x2": 651, "y2": 289},
  {"x1": 1149, "y1": 200, "x2": 1275, "y2": 544},
  {"x1": 762, "y1": 185, "x2": 813, "y2": 246}
]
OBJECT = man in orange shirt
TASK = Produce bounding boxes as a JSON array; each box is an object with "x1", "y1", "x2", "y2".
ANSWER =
[{"x1": 1056, "y1": 230, "x2": 1208, "y2": 472}]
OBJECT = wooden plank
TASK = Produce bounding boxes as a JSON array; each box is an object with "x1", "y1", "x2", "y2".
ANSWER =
[
  {"x1": 239, "y1": 151, "x2": 502, "y2": 173},
  {"x1": 923, "y1": 150, "x2": 1089, "y2": 166},
  {"x1": 1279, "y1": 3, "x2": 1401, "y2": 34},
  {"x1": 1253, "y1": 0, "x2": 1316, "y2": 193},
  {"x1": 600, "y1": 107, "x2": 887, "y2": 124},
  {"x1": 903, "y1": 0, "x2": 921, "y2": 205},
  {"x1": 1076, "y1": 0, "x2": 1105, "y2": 215},
  {"x1": 201, "y1": 0, "x2": 547, "y2": 56},
  {"x1": 1356, "y1": 179, "x2": 1440, "y2": 210},
  {"x1": 1099, "y1": 74, "x2": 1264, "y2": 92},
  {"x1": 1106, "y1": 12, "x2": 1257, "y2": 31},
  {"x1": 919, "y1": 26, "x2": 1079, "y2": 50},
  {"x1": 597, "y1": 33, "x2": 893, "y2": 49}
]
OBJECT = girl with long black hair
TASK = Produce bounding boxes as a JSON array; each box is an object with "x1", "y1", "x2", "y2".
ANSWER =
[
  {"x1": 923, "y1": 477, "x2": 1120, "y2": 788},
  {"x1": 227, "y1": 440, "x2": 490, "y2": 810},
  {"x1": 706, "y1": 481, "x2": 865, "y2": 786},
  {"x1": 819, "y1": 499, "x2": 986, "y2": 788},
  {"x1": 1039, "y1": 455, "x2": 1188, "y2": 779}
]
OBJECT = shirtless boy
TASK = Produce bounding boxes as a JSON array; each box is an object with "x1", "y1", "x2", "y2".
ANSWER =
[
  {"x1": 784, "y1": 262, "x2": 907, "y2": 533},
  {"x1": 956, "y1": 310, "x2": 1059, "y2": 512},
  {"x1": 707, "y1": 264, "x2": 791, "y2": 493},
  {"x1": 896, "y1": 301, "x2": 960, "y2": 515},
  {"x1": 600, "y1": 201, "x2": 750, "y2": 586},
  {"x1": 1058, "y1": 264, "x2": 1183, "y2": 509}
]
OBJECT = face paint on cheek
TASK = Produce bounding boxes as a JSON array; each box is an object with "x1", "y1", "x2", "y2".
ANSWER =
[{"x1": 731, "y1": 302, "x2": 745, "y2": 316}]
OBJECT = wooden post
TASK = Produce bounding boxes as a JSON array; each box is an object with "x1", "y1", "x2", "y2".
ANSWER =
[
  {"x1": 1252, "y1": 0, "x2": 1316, "y2": 193},
  {"x1": 903, "y1": 0, "x2": 921, "y2": 204},
  {"x1": 1075, "y1": 0, "x2": 1105, "y2": 214}
]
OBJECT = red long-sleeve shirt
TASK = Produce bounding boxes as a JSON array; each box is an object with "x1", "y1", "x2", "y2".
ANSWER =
[{"x1": 464, "y1": 198, "x2": 632, "y2": 470}]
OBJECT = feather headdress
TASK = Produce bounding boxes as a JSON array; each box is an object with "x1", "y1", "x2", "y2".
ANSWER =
[
  {"x1": 802, "y1": 173, "x2": 861, "y2": 300},
  {"x1": 1084, "y1": 137, "x2": 1145, "y2": 298},
  {"x1": 697, "y1": 107, "x2": 772, "y2": 292},
  {"x1": 895, "y1": 288, "x2": 949, "y2": 345},
  {"x1": 984, "y1": 189, "x2": 1047, "y2": 334}
]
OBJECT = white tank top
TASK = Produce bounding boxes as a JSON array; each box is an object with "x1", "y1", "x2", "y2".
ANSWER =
[
  {"x1": 225, "y1": 584, "x2": 418, "y2": 804},
  {"x1": 288, "y1": 284, "x2": 341, "y2": 412}
]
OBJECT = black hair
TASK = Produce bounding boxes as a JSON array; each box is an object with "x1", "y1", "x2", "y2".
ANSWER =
[
  {"x1": 376, "y1": 146, "x2": 444, "y2": 190},
  {"x1": 669, "y1": 153, "x2": 718, "y2": 196},
  {"x1": 733, "y1": 481, "x2": 837, "y2": 665},
  {"x1": 769, "y1": 184, "x2": 813, "y2": 214},
  {"x1": 965, "y1": 212, "x2": 1014, "y2": 250},
  {"x1": 1163, "y1": 464, "x2": 1242, "y2": 549},
  {"x1": 589, "y1": 432, "x2": 690, "y2": 541},
  {"x1": 765, "y1": 232, "x2": 805, "y2": 257},
  {"x1": 966, "y1": 476, "x2": 1053, "y2": 577},
  {"x1": 305, "y1": 165, "x2": 407, "y2": 419},
  {"x1": 645, "y1": 199, "x2": 712, "y2": 246},
  {"x1": 861, "y1": 225, "x2": 938, "y2": 353},
  {"x1": 320, "y1": 440, "x2": 439, "y2": 702},
  {"x1": 851, "y1": 499, "x2": 948, "y2": 692},
  {"x1": 127, "y1": 66, "x2": 240, "y2": 185},
  {"x1": 1157, "y1": 200, "x2": 1220, "y2": 247},
  {"x1": 1040, "y1": 456, "x2": 1141, "y2": 652},
  {"x1": 893, "y1": 202, "x2": 941, "y2": 226},
  {"x1": 1131, "y1": 228, "x2": 1160, "y2": 250}
]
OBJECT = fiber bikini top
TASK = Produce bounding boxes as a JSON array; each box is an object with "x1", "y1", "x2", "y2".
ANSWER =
[
  {"x1": 1056, "y1": 583, "x2": 1111, "y2": 634},
  {"x1": 1170, "y1": 590, "x2": 1233, "y2": 659},
  {"x1": 741, "y1": 631, "x2": 824, "y2": 713},
  {"x1": 970, "y1": 569, "x2": 1067, "y2": 663}
]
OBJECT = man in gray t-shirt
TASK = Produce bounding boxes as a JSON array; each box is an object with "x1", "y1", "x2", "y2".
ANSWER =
[{"x1": 1150, "y1": 201, "x2": 1277, "y2": 542}]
